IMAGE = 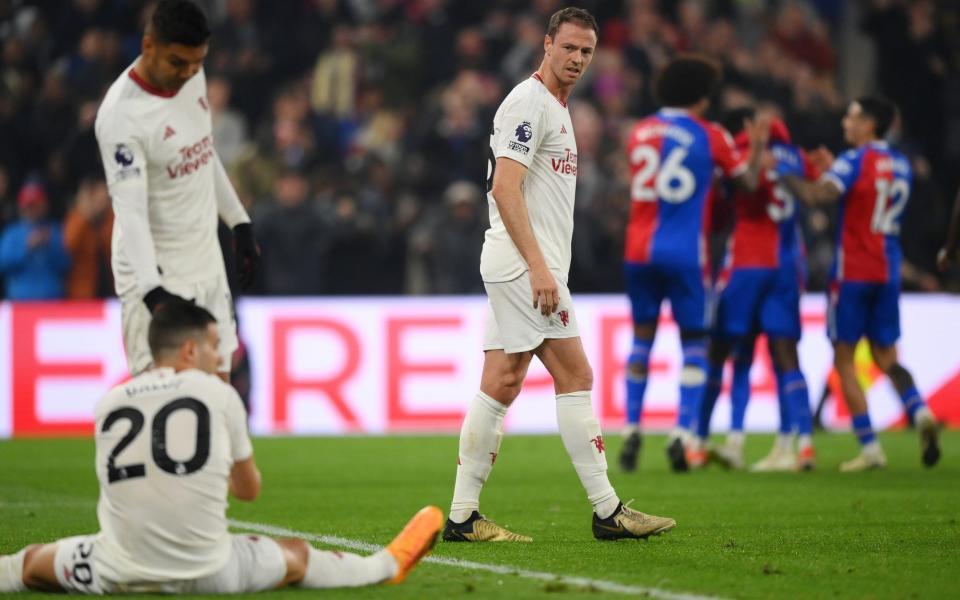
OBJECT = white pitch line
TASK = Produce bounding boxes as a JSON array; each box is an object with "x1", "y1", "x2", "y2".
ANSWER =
[
  {"x1": 0, "y1": 499, "x2": 96, "y2": 509},
  {"x1": 229, "y1": 518, "x2": 723, "y2": 600}
]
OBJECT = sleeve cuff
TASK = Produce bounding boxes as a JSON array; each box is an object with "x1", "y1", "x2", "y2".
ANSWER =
[
  {"x1": 494, "y1": 149, "x2": 534, "y2": 169},
  {"x1": 820, "y1": 173, "x2": 846, "y2": 194}
]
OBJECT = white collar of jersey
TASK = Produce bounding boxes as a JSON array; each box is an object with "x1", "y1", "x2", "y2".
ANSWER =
[
  {"x1": 866, "y1": 140, "x2": 889, "y2": 150},
  {"x1": 659, "y1": 108, "x2": 690, "y2": 117}
]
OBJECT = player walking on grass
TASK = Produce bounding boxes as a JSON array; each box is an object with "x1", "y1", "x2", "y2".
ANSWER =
[
  {"x1": 618, "y1": 56, "x2": 767, "y2": 474},
  {"x1": 444, "y1": 7, "x2": 675, "y2": 543},
  {"x1": 0, "y1": 302, "x2": 441, "y2": 594},
  {"x1": 692, "y1": 111, "x2": 817, "y2": 472},
  {"x1": 95, "y1": 0, "x2": 259, "y2": 381},
  {"x1": 779, "y1": 97, "x2": 941, "y2": 471}
]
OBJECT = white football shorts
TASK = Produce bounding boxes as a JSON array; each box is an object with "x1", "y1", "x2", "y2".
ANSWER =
[
  {"x1": 54, "y1": 533, "x2": 286, "y2": 594},
  {"x1": 120, "y1": 273, "x2": 238, "y2": 375},
  {"x1": 483, "y1": 270, "x2": 580, "y2": 354}
]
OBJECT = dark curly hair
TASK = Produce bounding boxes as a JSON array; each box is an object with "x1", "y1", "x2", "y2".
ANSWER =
[{"x1": 654, "y1": 55, "x2": 722, "y2": 108}]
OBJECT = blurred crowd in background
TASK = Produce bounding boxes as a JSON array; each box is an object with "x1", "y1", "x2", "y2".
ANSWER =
[{"x1": 1, "y1": 0, "x2": 959, "y2": 301}]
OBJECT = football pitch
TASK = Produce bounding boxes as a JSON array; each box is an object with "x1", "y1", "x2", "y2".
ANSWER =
[{"x1": 1, "y1": 432, "x2": 957, "y2": 599}]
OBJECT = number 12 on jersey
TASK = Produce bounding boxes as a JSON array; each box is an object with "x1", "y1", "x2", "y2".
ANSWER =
[
  {"x1": 871, "y1": 178, "x2": 909, "y2": 235},
  {"x1": 630, "y1": 145, "x2": 696, "y2": 204}
]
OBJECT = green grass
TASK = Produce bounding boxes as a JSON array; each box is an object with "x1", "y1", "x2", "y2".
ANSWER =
[{"x1": 1, "y1": 432, "x2": 958, "y2": 599}]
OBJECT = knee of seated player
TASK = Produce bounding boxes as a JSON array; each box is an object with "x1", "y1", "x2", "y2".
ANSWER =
[
  {"x1": 275, "y1": 539, "x2": 310, "y2": 587},
  {"x1": 21, "y1": 544, "x2": 58, "y2": 591}
]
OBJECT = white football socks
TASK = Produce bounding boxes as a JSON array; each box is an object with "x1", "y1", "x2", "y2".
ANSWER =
[
  {"x1": 299, "y1": 547, "x2": 397, "y2": 588},
  {"x1": 449, "y1": 391, "x2": 507, "y2": 523},
  {"x1": 776, "y1": 433, "x2": 794, "y2": 451},
  {"x1": 0, "y1": 550, "x2": 26, "y2": 593},
  {"x1": 556, "y1": 391, "x2": 620, "y2": 520}
]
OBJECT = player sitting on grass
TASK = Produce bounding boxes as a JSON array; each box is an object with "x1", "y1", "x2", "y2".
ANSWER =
[
  {"x1": 0, "y1": 302, "x2": 441, "y2": 594},
  {"x1": 778, "y1": 97, "x2": 941, "y2": 471}
]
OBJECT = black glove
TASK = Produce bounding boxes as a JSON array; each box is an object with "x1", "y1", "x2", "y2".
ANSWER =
[
  {"x1": 143, "y1": 286, "x2": 191, "y2": 314},
  {"x1": 233, "y1": 222, "x2": 260, "y2": 291}
]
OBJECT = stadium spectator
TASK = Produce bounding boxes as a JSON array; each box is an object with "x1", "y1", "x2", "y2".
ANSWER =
[
  {"x1": 0, "y1": 181, "x2": 70, "y2": 300},
  {"x1": 320, "y1": 189, "x2": 385, "y2": 295},
  {"x1": 63, "y1": 177, "x2": 113, "y2": 299},
  {"x1": 208, "y1": 0, "x2": 272, "y2": 123},
  {"x1": 0, "y1": 167, "x2": 14, "y2": 232},
  {"x1": 767, "y1": 1, "x2": 836, "y2": 74},
  {"x1": 309, "y1": 24, "x2": 360, "y2": 157},
  {"x1": 253, "y1": 168, "x2": 326, "y2": 295},
  {"x1": 208, "y1": 76, "x2": 249, "y2": 168},
  {"x1": 410, "y1": 180, "x2": 487, "y2": 295},
  {"x1": 57, "y1": 100, "x2": 104, "y2": 196},
  {"x1": 0, "y1": 0, "x2": 955, "y2": 296},
  {"x1": 861, "y1": 0, "x2": 949, "y2": 180}
]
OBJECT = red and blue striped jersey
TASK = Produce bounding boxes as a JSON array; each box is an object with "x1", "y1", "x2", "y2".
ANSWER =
[
  {"x1": 821, "y1": 141, "x2": 911, "y2": 283},
  {"x1": 624, "y1": 109, "x2": 746, "y2": 268},
  {"x1": 726, "y1": 140, "x2": 814, "y2": 270}
]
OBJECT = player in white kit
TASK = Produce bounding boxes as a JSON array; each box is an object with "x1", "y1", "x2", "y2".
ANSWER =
[
  {"x1": 94, "y1": 0, "x2": 259, "y2": 379},
  {"x1": 0, "y1": 301, "x2": 442, "y2": 594},
  {"x1": 443, "y1": 8, "x2": 676, "y2": 543}
]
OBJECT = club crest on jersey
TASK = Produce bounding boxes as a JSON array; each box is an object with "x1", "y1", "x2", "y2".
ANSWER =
[
  {"x1": 114, "y1": 143, "x2": 134, "y2": 166},
  {"x1": 590, "y1": 435, "x2": 605, "y2": 453},
  {"x1": 515, "y1": 121, "x2": 533, "y2": 142}
]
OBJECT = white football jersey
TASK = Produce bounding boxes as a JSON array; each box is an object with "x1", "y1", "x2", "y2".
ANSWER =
[
  {"x1": 95, "y1": 65, "x2": 226, "y2": 297},
  {"x1": 480, "y1": 74, "x2": 578, "y2": 282},
  {"x1": 93, "y1": 367, "x2": 252, "y2": 582}
]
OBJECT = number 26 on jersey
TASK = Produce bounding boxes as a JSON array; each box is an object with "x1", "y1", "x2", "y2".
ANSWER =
[{"x1": 630, "y1": 145, "x2": 696, "y2": 204}]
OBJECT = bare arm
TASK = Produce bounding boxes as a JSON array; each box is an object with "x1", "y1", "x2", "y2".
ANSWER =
[
  {"x1": 229, "y1": 456, "x2": 261, "y2": 501},
  {"x1": 937, "y1": 186, "x2": 960, "y2": 271},
  {"x1": 491, "y1": 156, "x2": 558, "y2": 315},
  {"x1": 731, "y1": 117, "x2": 769, "y2": 193},
  {"x1": 780, "y1": 174, "x2": 842, "y2": 205}
]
